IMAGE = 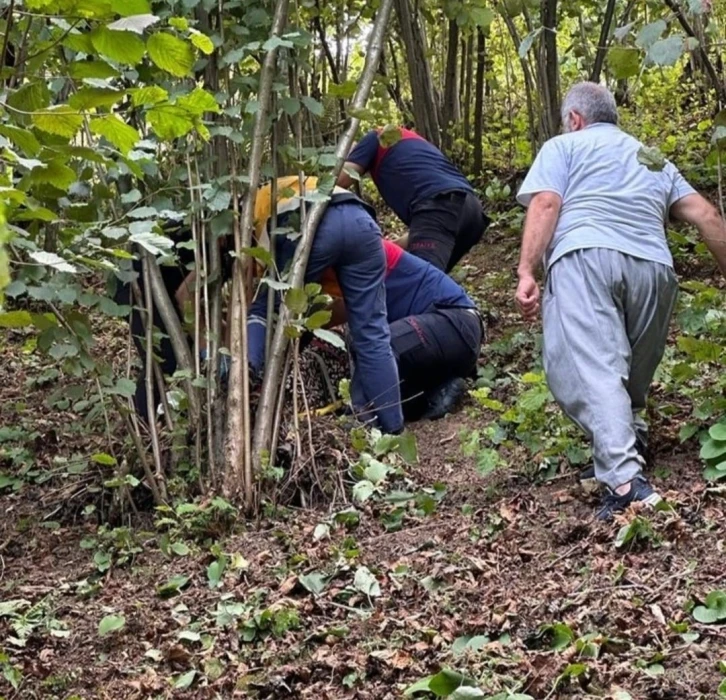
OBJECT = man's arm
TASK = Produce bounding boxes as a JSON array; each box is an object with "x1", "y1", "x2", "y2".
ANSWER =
[
  {"x1": 336, "y1": 161, "x2": 366, "y2": 190},
  {"x1": 670, "y1": 193, "x2": 726, "y2": 276},
  {"x1": 516, "y1": 191, "x2": 562, "y2": 320}
]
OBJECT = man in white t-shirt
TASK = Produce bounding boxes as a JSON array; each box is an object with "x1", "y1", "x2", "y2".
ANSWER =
[{"x1": 515, "y1": 82, "x2": 726, "y2": 520}]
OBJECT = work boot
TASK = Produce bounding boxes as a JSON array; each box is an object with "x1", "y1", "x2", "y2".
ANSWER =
[
  {"x1": 579, "y1": 435, "x2": 650, "y2": 483},
  {"x1": 421, "y1": 377, "x2": 467, "y2": 421},
  {"x1": 596, "y1": 474, "x2": 662, "y2": 521}
]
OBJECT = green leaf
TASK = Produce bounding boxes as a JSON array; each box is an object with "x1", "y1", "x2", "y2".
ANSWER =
[
  {"x1": 69, "y1": 87, "x2": 124, "y2": 111},
  {"x1": 90, "y1": 27, "x2": 146, "y2": 65},
  {"x1": 177, "y1": 87, "x2": 220, "y2": 115},
  {"x1": 263, "y1": 35, "x2": 294, "y2": 52},
  {"x1": 146, "y1": 104, "x2": 195, "y2": 140},
  {"x1": 91, "y1": 452, "x2": 117, "y2": 466},
  {"x1": 112, "y1": 0, "x2": 150, "y2": 14},
  {"x1": 23, "y1": 160, "x2": 77, "y2": 190},
  {"x1": 68, "y1": 60, "x2": 120, "y2": 80},
  {"x1": 6, "y1": 82, "x2": 51, "y2": 126},
  {"x1": 476, "y1": 448, "x2": 500, "y2": 476},
  {"x1": 147, "y1": 32, "x2": 195, "y2": 77},
  {"x1": 451, "y1": 635, "x2": 489, "y2": 656},
  {"x1": 608, "y1": 47, "x2": 641, "y2": 80},
  {"x1": 0, "y1": 311, "x2": 33, "y2": 328},
  {"x1": 352, "y1": 479, "x2": 375, "y2": 503},
  {"x1": 0, "y1": 125, "x2": 41, "y2": 156},
  {"x1": 173, "y1": 670, "x2": 196, "y2": 690},
  {"x1": 637, "y1": 146, "x2": 666, "y2": 172},
  {"x1": 353, "y1": 566, "x2": 381, "y2": 597},
  {"x1": 190, "y1": 30, "x2": 214, "y2": 55},
  {"x1": 470, "y1": 7, "x2": 495, "y2": 28},
  {"x1": 98, "y1": 614, "x2": 126, "y2": 636},
  {"x1": 404, "y1": 669, "x2": 477, "y2": 697},
  {"x1": 107, "y1": 14, "x2": 160, "y2": 34},
  {"x1": 301, "y1": 95, "x2": 324, "y2": 116},
  {"x1": 129, "y1": 85, "x2": 168, "y2": 107},
  {"x1": 363, "y1": 458, "x2": 389, "y2": 484},
  {"x1": 709, "y1": 423, "x2": 726, "y2": 441},
  {"x1": 313, "y1": 329, "x2": 346, "y2": 349},
  {"x1": 304, "y1": 310, "x2": 331, "y2": 330},
  {"x1": 719, "y1": 679, "x2": 726, "y2": 698},
  {"x1": 207, "y1": 558, "x2": 226, "y2": 588},
  {"x1": 29, "y1": 251, "x2": 78, "y2": 273},
  {"x1": 63, "y1": 31, "x2": 95, "y2": 53},
  {"x1": 90, "y1": 115, "x2": 140, "y2": 154},
  {"x1": 396, "y1": 432, "x2": 418, "y2": 463},
  {"x1": 284, "y1": 287, "x2": 308, "y2": 315},
  {"x1": 379, "y1": 124, "x2": 402, "y2": 148},
  {"x1": 171, "y1": 541, "x2": 191, "y2": 556},
  {"x1": 518, "y1": 27, "x2": 543, "y2": 58},
  {"x1": 129, "y1": 231, "x2": 174, "y2": 256},
  {"x1": 32, "y1": 106, "x2": 83, "y2": 139},
  {"x1": 700, "y1": 438, "x2": 726, "y2": 461},
  {"x1": 299, "y1": 571, "x2": 329, "y2": 596},
  {"x1": 157, "y1": 574, "x2": 190, "y2": 598},
  {"x1": 635, "y1": 20, "x2": 667, "y2": 49},
  {"x1": 647, "y1": 35, "x2": 685, "y2": 67}
]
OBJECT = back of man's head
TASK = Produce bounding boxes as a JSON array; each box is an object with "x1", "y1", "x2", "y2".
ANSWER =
[{"x1": 561, "y1": 82, "x2": 619, "y2": 133}]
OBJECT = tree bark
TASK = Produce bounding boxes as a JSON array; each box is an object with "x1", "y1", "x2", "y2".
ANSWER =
[
  {"x1": 394, "y1": 0, "x2": 441, "y2": 145},
  {"x1": 442, "y1": 18, "x2": 460, "y2": 151},
  {"x1": 224, "y1": 0, "x2": 289, "y2": 509},
  {"x1": 463, "y1": 35, "x2": 473, "y2": 144},
  {"x1": 473, "y1": 28, "x2": 486, "y2": 174},
  {"x1": 590, "y1": 0, "x2": 617, "y2": 83},
  {"x1": 539, "y1": 0, "x2": 560, "y2": 140},
  {"x1": 251, "y1": 0, "x2": 396, "y2": 481}
]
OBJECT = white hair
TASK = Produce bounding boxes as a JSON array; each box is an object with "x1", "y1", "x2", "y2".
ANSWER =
[{"x1": 561, "y1": 82, "x2": 619, "y2": 132}]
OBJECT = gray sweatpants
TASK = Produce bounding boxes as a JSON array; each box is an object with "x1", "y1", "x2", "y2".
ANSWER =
[{"x1": 542, "y1": 248, "x2": 678, "y2": 490}]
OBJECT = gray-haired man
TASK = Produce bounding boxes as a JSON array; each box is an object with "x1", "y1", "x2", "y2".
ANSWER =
[{"x1": 515, "y1": 82, "x2": 726, "y2": 520}]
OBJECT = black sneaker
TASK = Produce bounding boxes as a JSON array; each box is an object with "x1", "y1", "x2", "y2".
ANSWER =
[
  {"x1": 579, "y1": 436, "x2": 650, "y2": 482},
  {"x1": 421, "y1": 377, "x2": 467, "y2": 421},
  {"x1": 596, "y1": 475, "x2": 662, "y2": 521}
]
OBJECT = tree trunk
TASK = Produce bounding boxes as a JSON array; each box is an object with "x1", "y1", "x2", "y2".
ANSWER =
[
  {"x1": 442, "y1": 18, "x2": 460, "y2": 152},
  {"x1": 394, "y1": 0, "x2": 441, "y2": 145},
  {"x1": 473, "y1": 28, "x2": 485, "y2": 175},
  {"x1": 590, "y1": 0, "x2": 617, "y2": 83},
  {"x1": 463, "y1": 35, "x2": 473, "y2": 144},
  {"x1": 539, "y1": 0, "x2": 560, "y2": 140},
  {"x1": 252, "y1": 0, "x2": 396, "y2": 482},
  {"x1": 224, "y1": 0, "x2": 290, "y2": 509}
]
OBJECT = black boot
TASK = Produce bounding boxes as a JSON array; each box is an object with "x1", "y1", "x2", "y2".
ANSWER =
[{"x1": 421, "y1": 377, "x2": 467, "y2": 421}]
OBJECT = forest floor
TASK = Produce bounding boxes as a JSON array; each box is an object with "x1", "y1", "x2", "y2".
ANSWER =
[{"x1": 1, "y1": 213, "x2": 725, "y2": 700}]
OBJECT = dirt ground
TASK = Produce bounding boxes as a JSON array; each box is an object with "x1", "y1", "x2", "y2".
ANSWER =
[{"x1": 1, "y1": 229, "x2": 725, "y2": 700}]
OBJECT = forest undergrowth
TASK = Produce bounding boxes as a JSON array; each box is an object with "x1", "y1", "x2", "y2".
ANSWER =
[{"x1": 1, "y1": 205, "x2": 725, "y2": 700}]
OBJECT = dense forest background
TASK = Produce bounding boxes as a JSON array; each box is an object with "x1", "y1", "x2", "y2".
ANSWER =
[{"x1": 1, "y1": 0, "x2": 726, "y2": 697}]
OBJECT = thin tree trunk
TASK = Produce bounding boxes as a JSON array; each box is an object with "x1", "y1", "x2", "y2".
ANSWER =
[
  {"x1": 473, "y1": 29, "x2": 486, "y2": 174},
  {"x1": 539, "y1": 0, "x2": 560, "y2": 140},
  {"x1": 664, "y1": 0, "x2": 726, "y2": 104},
  {"x1": 442, "y1": 17, "x2": 460, "y2": 151},
  {"x1": 313, "y1": 1, "x2": 346, "y2": 121},
  {"x1": 224, "y1": 0, "x2": 290, "y2": 509},
  {"x1": 590, "y1": 0, "x2": 617, "y2": 83},
  {"x1": 394, "y1": 0, "x2": 441, "y2": 145},
  {"x1": 463, "y1": 35, "x2": 473, "y2": 144},
  {"x1": 251, "y1": 0, "x2": 396, "y2": 481}
]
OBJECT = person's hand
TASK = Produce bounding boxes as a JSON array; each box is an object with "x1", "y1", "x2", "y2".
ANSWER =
[{"x1": 516, "y1": 274, "x2": 541, "y2": 320}]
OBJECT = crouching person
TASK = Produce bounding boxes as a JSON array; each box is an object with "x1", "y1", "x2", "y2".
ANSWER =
[
  {"x1": 247, "y1": 184, "x2": 404, "y2": 435},
  {"x1": 373, "y1": 240, "x2": 483, "y2": 420}
]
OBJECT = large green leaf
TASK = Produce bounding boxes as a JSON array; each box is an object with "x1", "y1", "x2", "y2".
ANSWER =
[
  {"x1": 112, "y1": 0, "x2": 150, "y2": 14},
  {"x1": 68, "y1": 61, "x2": 120, "y2": 80},
  {"x1": 700, "y1": 438, "x2": 726, "y2": 461},
  {"x1": 608, "y1": 47, "x2": 640, "y2": 80},
  {"x1": 23, "y1": 160, "x2": 77, "y2": 190},
  {"x1": 129, "y1": 86, "x2": 168, "y2": 107},
  {"x1": 0, "y1": 126, "x2": 41, "y2": 157},
  {"x1": 147, "y1": 32, "x2": 195, "y2": 77},
  {"x1": 90, "y1": 27, "x2": 146, "y2": 65},
  {"x1": 647, "y1": 36, "x2": 685, "y2": 67},
  {"x1": 635, "y1": 20, "x2": 667, "y2": 49},
  {"x1": 63, "y1": 31, "x2": 95, "y2": 53},
  {"x1": 69, "y1": 87, "x2": 125, "y2": 111},
  {"x1": 98, "y1": 613, "x2": 126, "y2": 636},
  {"x1": 6, "y1": 82, "x2": 51, "y2": 126},
  {"x1": 90, "y1": 115, "x2": 140, "y2": 154},
  {"x1": 146, "y1": 104, "x2": 195, "y2": 140},
  {"x1": 177, "y1": 88, "x2": 220, "y2": 115},
  {"x1": 31, "y1": 106, "x2": 83, "y2": 139},
  {"x1": 108, "y1": 14, "x2": 160, "y2": 34},
  {"x1": 190, "y1": 29, "x2": 214, "y2": 55}
]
